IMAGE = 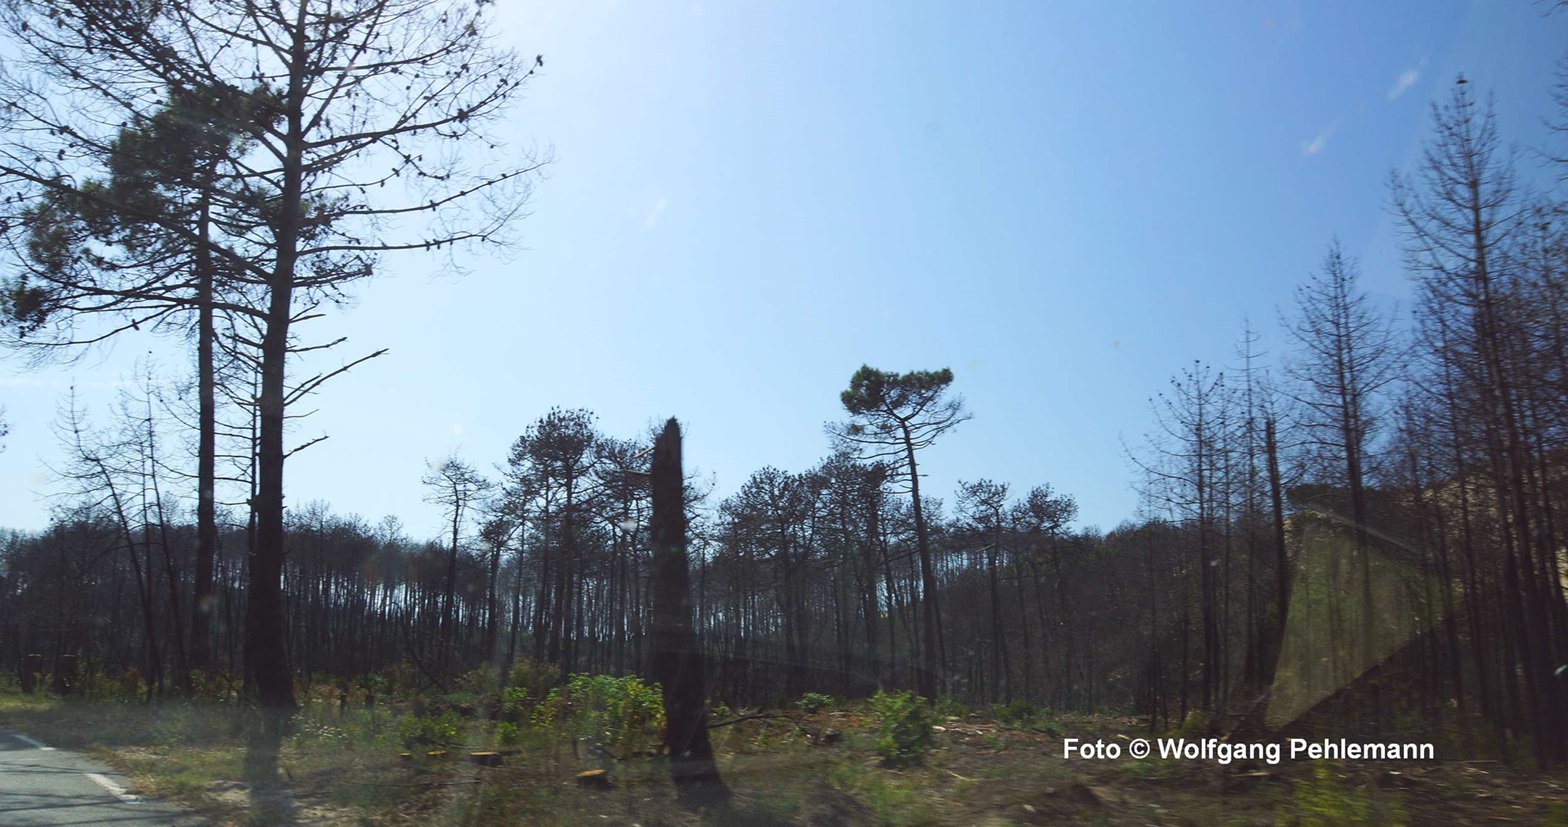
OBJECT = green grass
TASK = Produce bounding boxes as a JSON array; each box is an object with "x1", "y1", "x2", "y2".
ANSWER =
[
  {"x1": 825, "y1": 760, "x2": 936, "y2": 826},
  {"x1": 1120, "y1": 756, "x2": 1179, "y2": 781},
  {"x1": 116, "y1": 746, "x2": 246, "y2": 799},
  {"x1": 1275, "y1": 761, "x2": 1408, "y2": 827},
  {"x1": 1033, "y1": 718, "x2": 1067, "y2": 737}
]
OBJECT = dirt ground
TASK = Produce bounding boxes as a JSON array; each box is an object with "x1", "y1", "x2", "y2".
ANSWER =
[
  {"x1": 9, "y1": 693, "x2": 1566, "y2": 826},
  {"x1": 228, "y1": 712, "x2": 1568, "y2": 827}
]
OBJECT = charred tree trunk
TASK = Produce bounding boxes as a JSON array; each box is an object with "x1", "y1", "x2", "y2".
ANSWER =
[
  {"x1": 1266, "y1": 418, "x2": 1289, "y2": 678},
  {"x1": 244, "y1": 13, "x2": 308, "y2": 783},
  {"x1": 191, "y1": 173, "x2": 218, "y2": 676},
  {"x1": 903, "y1": 426, "x2": 944, "y2": 699},
  {"x1": 648, "y1": 419, "x2": 728, "y2": 808}
]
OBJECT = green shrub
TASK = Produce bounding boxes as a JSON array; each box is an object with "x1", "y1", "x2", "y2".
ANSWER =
[
  {"x1": 507, "y1": 661, "x2": 559, "y2": 697},
  {"x1": 397, "y1": 710, "x2": 465, "y2": 749},
  {"x1": 987, "y1": 699, "x2": 1037, "y2": 724},
  {"x1": 341, "y1": 704, "x2": 395, "y2": 748},
  {"x1": 494, "y1": 721, "x2": 521, "y2": 746},
  {"x1": 933, "y1": 696, "x2": 968, "y2": 720},
  {"x1": 1034, "y1": 718, "x2": 1066, "y2": 737},
  {"x1": 533, "y1": 673, "x2": 665, "y2": 759},
  {"x1": 869, "y1": 690, "x2": 933, "y2": 766},
  {"x1": 359, "y1": 671, "x2": 390, "y2": 698},
  {"x1": 65, "y1": 664, "x2": 107, "y2": 700},
  {"x1": 797, "y1": 692, "x2": 834, "y2": 713},
  {"x1": 458, "y1": 664, "x2": 498, "y2": 696},
  {"x1": 498, "y1": 685, "x2": 532, "y2": 723}
]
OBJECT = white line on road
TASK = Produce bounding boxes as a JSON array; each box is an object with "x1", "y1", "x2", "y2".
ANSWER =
[
  {"x1": 11, "y1": 733, "x2": 55, "y2": 750},
  {"x1": 86, "y1": 772, "x2": 142, "y2": 803}
]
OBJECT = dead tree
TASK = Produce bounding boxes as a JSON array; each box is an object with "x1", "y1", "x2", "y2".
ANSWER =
[{"x1": 648, "y1": 418, "x2": 728, "y2": 807}]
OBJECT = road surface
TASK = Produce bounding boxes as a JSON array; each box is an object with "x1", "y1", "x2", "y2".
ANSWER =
[{"x1": 0, "y1": 728, "x2": 203, "y2": 826}]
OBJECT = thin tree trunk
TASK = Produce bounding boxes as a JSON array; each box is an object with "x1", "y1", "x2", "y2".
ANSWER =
[{"x1": 902, "y1": 424, "x2": 943, "y2": 699}]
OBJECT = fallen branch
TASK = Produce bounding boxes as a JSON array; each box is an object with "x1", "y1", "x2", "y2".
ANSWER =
[{"x1": 706, "y1": 711, "x2": 791, "y2": 729}]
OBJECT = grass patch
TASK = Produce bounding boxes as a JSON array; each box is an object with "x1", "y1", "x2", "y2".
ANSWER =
[
  {"x1": 1276, "y1": 761, "x2": 1408, "y2": 826},
  {"x1": 1033, "y1": 718, "x2": 1067, "y2": 737},
  {"x1": 825, "y1": 760, "x2": 943, "y2": 826},
  {"x1": 1120, "y1": 756, "x2": 1180, "y2": 781},
  {"x1": 115, "y1": 746, "x2": 245, "y2": 801}
]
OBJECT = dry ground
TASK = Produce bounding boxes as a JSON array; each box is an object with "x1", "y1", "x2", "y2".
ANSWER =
[{"x1": 3, "y1": 689, "x2": 1566, "y2": 826}]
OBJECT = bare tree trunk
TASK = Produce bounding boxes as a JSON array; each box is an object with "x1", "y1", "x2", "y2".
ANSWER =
[
  {"x1": 1266, "y1": 419, "x2": 1288, "y2": 677},
  {"x1": 245, "y1": 11, "x2": 308, "y2": 781},
  {"x1": 903, "y1": 426, "x2": 943, "y2": 699},
  {"x1": 1011, "y1": 541, "x2": 1034, "y2": 703},
  {"x1": 192, "y1": 177, "x2": 218, "y2": 676},
  {"x1": 648, "y1": 419, "x2": 728, "y2": 807}
]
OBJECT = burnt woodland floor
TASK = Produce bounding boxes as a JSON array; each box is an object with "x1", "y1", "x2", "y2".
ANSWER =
[{"x1": 3, "y1": 694, "x2": 1566, "y2": 826}]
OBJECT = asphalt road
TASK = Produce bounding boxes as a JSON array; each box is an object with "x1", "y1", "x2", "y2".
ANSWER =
[{"x1": 0, "y1": 729, "x2": 203, "y2": 826}]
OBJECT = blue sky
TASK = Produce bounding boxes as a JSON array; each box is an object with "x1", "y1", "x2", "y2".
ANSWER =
[{"x1": 2, "y1": 1, "x2": 1566, "y2": 538}]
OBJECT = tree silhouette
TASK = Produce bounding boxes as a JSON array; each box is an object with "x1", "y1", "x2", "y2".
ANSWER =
[
  {"x1": 1281, "y1": 240, "x2": 1398, "y2": 680},
  {"x1": 0, "y1": 0, "x2": 547, "y2": 747},
  {"x1": 830, "y1": 365, "x2": 969, "y2": 700},
  {"x1": 422, "y1": 456, "x2": 492, "y2": 677},
  {"x1": 1392, "y1": 77, "x2": 1567, "y2": 765}
]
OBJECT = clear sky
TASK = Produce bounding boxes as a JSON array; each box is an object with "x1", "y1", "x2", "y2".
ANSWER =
[{"x1": 2, "y1": 1, "x2": 1566, "y2": 539}]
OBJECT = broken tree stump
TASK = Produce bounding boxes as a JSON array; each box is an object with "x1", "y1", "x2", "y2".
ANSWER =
[
  {"x1": 576, "y1": 769, "x2": 612, "y2": 789},
  {"x1": 648, "y1": 418, "x2": 730, "y2": 808},
  {"x1": 20, "y1": 654, "x2": 42, "y2": 694}
]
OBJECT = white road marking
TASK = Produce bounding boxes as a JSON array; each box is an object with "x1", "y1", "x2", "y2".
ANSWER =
[
  {"x1": 86, "y1": 772, "x2": 142, "y2": 803},
  {"x1": 11, "y1": 733, "x2": 55, "y2": 750}
]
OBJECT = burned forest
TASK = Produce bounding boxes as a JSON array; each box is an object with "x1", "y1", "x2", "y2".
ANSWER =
[{"x1": 2, "y1": 2, "x2": 1568, "y2": 825}]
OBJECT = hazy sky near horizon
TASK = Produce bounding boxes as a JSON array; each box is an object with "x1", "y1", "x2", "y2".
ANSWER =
[{"x1": 2, "y1": 1, "x2": 1566, "y2": 539}]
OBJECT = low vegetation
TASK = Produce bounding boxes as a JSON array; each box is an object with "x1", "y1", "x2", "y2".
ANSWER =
[{"x1": 6, "y1": 677, "x2": 1567, "y2": 826}]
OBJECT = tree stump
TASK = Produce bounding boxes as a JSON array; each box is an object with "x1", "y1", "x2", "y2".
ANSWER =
[
  {"x1": 576, "y1": 769, "x2": 612, "y2": 789},
  {"x1": 20, "y1": 654, "x2": 42, "y2": 694}
]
